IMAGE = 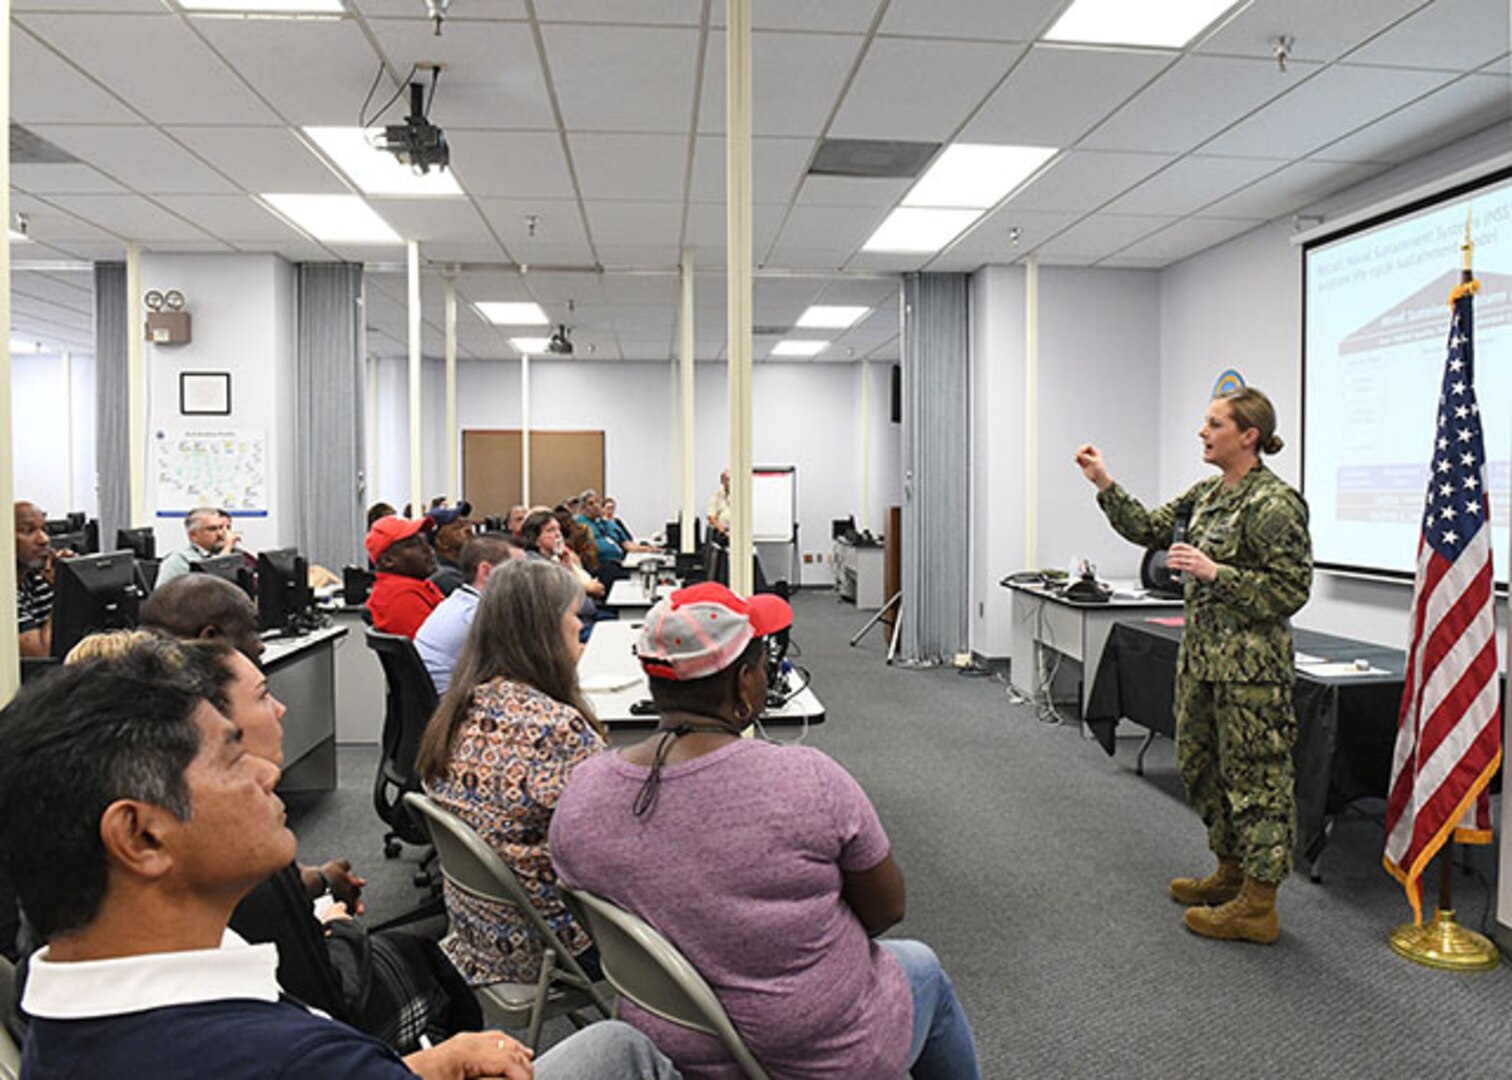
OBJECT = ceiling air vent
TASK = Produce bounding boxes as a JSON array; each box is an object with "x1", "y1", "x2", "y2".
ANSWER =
[
  {"x1": 752, "y1": 325, "x2": 789, "y2": 337},
  {"x1": 11, "y1": 125, "x2": 79, "y2": 165},
  {"x1": 808, "y1": 138, "x2": 940, "y2": 180}
]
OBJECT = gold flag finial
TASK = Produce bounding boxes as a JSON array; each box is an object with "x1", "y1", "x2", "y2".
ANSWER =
[{"x1": 1463, "y1": 206, "x2": 1473, "y2": 271}]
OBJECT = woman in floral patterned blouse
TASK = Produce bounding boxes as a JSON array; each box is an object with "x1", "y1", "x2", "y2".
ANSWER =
[{"x1": 417, "y1": 559, "x2": 607, "y2": 985}]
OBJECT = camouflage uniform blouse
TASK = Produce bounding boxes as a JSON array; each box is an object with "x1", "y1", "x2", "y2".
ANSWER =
[{"x1": 1096, "y1": 464, "x2": 1312, "y2": 684}]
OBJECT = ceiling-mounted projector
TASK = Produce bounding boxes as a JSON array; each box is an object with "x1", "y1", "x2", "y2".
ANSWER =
[
  {"x1": 547, "y1": 324, "x2": 574, "y2": 355},
  {"x1": 380, "y1": 82, "x2": 449, "y2": 174}
]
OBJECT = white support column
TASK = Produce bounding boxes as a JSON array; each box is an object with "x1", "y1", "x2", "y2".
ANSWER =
[
  {"x1": 680, "y1": 249, "x2": 697, "y2": 554},
  {"x1": 1024, "y1": 253, "x2": 1039, "y2": 569},
  {"x1": 407, "y1": 240, "x2": 423, "y2": 516},
  {"x1": 444, "y1": 275, "x2": 458, "y2": 501},
  {"x1": 726, "y1": 0, "x2": 753, "y2": 595},
  {"x1": 0, "y1": 2, "x2": 16, "y2": 696},
  {"x1": 859, "y1": 356, "x2": 871, "y2": 532},
  {"x1": 366, "y1": 353, "x2": 379, "y2": 505},
  {"x1": 520, "y1": 352, "x2": 532, "y2": 507},
  {"x1": 126, "y1": 241, "x2": 145, "y2": 527},
  {"x1": 63, "y1": 350, "x2": 75, "y2": 512}
]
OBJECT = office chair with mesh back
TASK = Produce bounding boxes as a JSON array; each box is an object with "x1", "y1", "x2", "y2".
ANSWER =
[
  {"x1": 561, "y1": 886, "x2": 771, "y2": 1080},
  {"x1": 402, "y1": 794, "x2": 613, "y2": 1051}
]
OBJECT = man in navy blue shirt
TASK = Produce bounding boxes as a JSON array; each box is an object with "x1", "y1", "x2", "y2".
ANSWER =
[{"x1": 0, "y1": 643, "x2": 679, "y2": 1079}]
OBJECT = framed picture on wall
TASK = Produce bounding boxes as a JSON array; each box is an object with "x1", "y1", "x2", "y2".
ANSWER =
[{"x1": 180, "y1": 372, "x2": 231, "y2": 416}]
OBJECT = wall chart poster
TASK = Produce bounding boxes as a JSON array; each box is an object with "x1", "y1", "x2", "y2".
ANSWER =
[{"x1": 154, "y1": 429, "x2": 268, "y2": 516}]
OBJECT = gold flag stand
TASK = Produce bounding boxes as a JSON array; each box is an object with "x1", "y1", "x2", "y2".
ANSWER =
[{"x1": 1389, "y1": 843, "x2": 1499, "y2": 971}]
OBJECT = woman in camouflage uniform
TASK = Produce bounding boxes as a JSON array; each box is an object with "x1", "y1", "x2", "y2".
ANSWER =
[{"x1": 1075, "y1": 387, "x2": 1311, "y2": 944}]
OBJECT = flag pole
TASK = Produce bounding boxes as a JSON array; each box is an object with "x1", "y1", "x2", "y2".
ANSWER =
[{"x1": 1388, "y1": 208, "x2": 1499, "y2": 972}]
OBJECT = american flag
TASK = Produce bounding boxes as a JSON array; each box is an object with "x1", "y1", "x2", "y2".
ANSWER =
[{"x1": 1383, "y1": 275, "x2": 1503, "y2": 925}]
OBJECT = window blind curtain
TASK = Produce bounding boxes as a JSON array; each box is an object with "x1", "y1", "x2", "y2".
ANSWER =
[
  {"x1": 94, "y1": 262, "x2": 130, "y2": 544},
  {"x1": 900, "y1": 272, "x2": 970, "y2": 663},
  {"x1": 295, "y1": 263, "x2": 365, "y2": 573}
]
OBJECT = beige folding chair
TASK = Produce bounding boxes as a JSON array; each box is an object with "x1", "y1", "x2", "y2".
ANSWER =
[
  {"x1": 0, "y1": 955, "x2": 21, "y2": 1080},
  {"x1": 561, "y1": 885, "x2": 771, "y2": 1080},
  {"x1": 401, "y1": 793, "x2": 612, "y2": 1051}
]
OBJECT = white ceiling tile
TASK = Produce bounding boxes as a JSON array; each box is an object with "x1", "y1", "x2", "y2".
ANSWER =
[
  {"x1": 366, "y1": 198, "x2": 492, "y2": 243},
  {"x1": 1197, "y1": 159, "x2": 1390, "y2": 220},
  {"x1": 601, "y1": 275, "x2": 679, "y2": 307},
  {"x1": 365, "y1": 18, "x2": 556, "y2": 130},
  {"x1": 880, "y1": 0, "x2": 1059, "y2": 41},
  {"x1": 520, "y1": 272, "x2": 607, "y2": 306},
  {"x1": 570, "y1": 133, "x2": 687, "y2": 200},
  {"x1": 720, "y1": 0, "x2": 881, "y2": 33},
  {"x1": 20, "y1": 13, "x2": 279, "y2": 125},
  {"x1": 688, "y1": 135, "x2": 815, "y2": 204},
  {"x1": 813, "y1": 278, "x2": 898, "y2": 306},
  {"x1": 542, "y1": 25, "x2": 701, "y2": 133},
  {"x1": 1112, "y1": 217, "x2": 1263, "y2": 263},
  {"x1": 12, "y1": 193, "x2": 125, "y2": 242},
  {"x1": 17, "y1": 0, "x2": 160, "y2": 9},
  {"x1": 830, "y1": 37, "x2": 1019, "y2": 141},
  {"x1": 1005, "y1": 150, "x2": 1173, "y2": 214},
  {"x1": 699, "y1": 31, "x2": 866, "y2": 137},
  {"x1": 1080, "y1": 55, "x2": 1321, "y2": 155},
  {"x1": 1197, "y1": 0, "x2": 1430, "y2": 63},
  {"x1": 596, "y1": 243, "x2": 681, "y2": 268},
  {"x1": 1034, "y1": 214, "x2": 1172, "y2": 260},
  {"x1": 797, "y1": 175, "x2": 911, "y2": 208},
  {"x1": 844, "y1": 249, "x2": 933, "y2": 272},
  {"x1": 170, "y1": 195, "x2": 313, "y2": 243},
  {"x1": 414, "y1": 240, "x2": 512, "y2": 263},
  {"x1": 962, "y1": 45, "x2": 1172, "y2": 147},
  {"x1": 1309, "y1": 73, "x2": 1512, "y2": 165},
  {"x1": 44, "y1": 195, "x2": 219, "y2": 243},
  {"x1": 685, "y1": 202, "x2": 784, "y2": 252},
  {"x1": 1344, "y1": 0, "x2": 1509, "y2": 71},
  {"x1": 168, "y1": 126, "x2": 351, "y2": 194},
  {"x1": 447, "y1": 131, "x2": 576, "y2": 198},
  {"x1": 12, "y1": 164, "x2": 126, "y2": 196},
  {"x1": 193, "y1": 16, "x2": 386, "y2": 126},
  {"x1": 27, "y1": 241, "x2": 127, "y2": 261},
  {"x1": 355, "y1": 0, "x2": 526, "y2": 16},
  {"x1": 1096, "y1": 256, "x2": 1168, "y2": 269},
  {"x1": 1201, "y1": 64, "x2": 1457, "y2": 158},
  {"x1": 272, "y1": 237, "x2": 335, "y2": 263},
  {"x1": 534, "y1": 0, "x2": 698, "y2": 25},
  {"x1": 477, "y1": 198, "x2": 594, "y2": 264},
  {"x1": 1103, "y1": 155, "x2": 1286, "y2": 216},
  {"x1": 29, "y1": 125, "x2": 238, "y2": 195},
  {"x1": 584, "y1": 201, "x2": 682, "y2": 247},
  {"x1": 768, "y1": 205, "x2": 887, "y2": 258},
  {"x1": 935, "y1": 207, "x2": 1081, "y2": 263},
  {"x1": 12, "y1": 26, "x2": 139, "y2": 125}
]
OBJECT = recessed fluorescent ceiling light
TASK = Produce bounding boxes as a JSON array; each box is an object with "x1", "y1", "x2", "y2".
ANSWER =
[
  {"x1": 771, "y1": 340, "x2": 830, "y2": 358},
  {"x1": 8, "y1": 230, "x2": 31, "y2": 244},
  {"x1": 475, "y1": 302, "x2": 549, "y2": 326},
  {"x1": 304, "y1": 127, "x2": 461, "y2": 197},
  {"x1": 903, "y1": 144, "x2": 1056, "y2": 210},
  {"x1": 510, "y1": 337, "x2": 553, "y2": 354},
  {"x1": 261, "y1": 194, "x2": 400, "y2": 244},
  {"x1": 795, "y1": 305, "x2": 870, "y2": 330},
  {"x1": 9, "y1": 338, "x2": 44, "y2": 354},
  {"x1": 862, "y1": 208, "x2": 982, "y2": 254},
  {"x1": 178, "y1": 1, "x2": 344, "y2": 12},
  {"x1": 1044, "y1": 0, "x2": 1236, "y2": 48}
]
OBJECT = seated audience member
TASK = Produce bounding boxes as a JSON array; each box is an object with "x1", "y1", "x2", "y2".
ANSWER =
[
  {"x1": 417, "y1": 560, "x2": 606, "y2": 986},
  {"x1": 367, "y1": 501, "x2": 397, "y2": 529},
  {"x1": 0, "y1": 648, "x2": 679, "y2": 1080},
  {"x1": 366, "y1": 516, "x2": 442, "y2": 638},
  {"x1": 415, "y1": 533, "x2": 520, "y2": 694},
  {"x1": 552, "y1": 583, "x2": 983, "y2": 1080},
  {"x1": 14, "y1": 500, "x2": 71, "y2": 658},
  {"x1": 156, "y1": 505, "x2": 233, "y2": 586},
  {"x1": 139, "y1": 573, "x2": 267, "y2": 662},
  {"x1": 706, "y1": 468, "x2": 731, "y2": 542},
  {"x1": 575, "y1": 491, "x2": 624, "y2": 566},
  {"x1": 426, "y1": 502, "x2": 474, "y2": 597},
  {"x1": 558, "y1": 505, "x2": 601, "y2": 574},
  {"x1": 505, "y1": 504, "x2": 528, "y2": 536},
  {"x1": 522, "y1": 510, "x2": 606, "y2": 605},
  {"x1": 601, "y1": 497, "x2": 646, "y2": 551}
]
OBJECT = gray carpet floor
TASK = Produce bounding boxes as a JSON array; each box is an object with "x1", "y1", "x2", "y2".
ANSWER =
[{"x1": 289, "y1": 591, "x2": 1512, "y2": 1079}]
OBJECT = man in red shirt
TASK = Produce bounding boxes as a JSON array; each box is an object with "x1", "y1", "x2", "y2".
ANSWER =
[{"x1": 365, "y1": 516, "x2": 442, "y2": 638}]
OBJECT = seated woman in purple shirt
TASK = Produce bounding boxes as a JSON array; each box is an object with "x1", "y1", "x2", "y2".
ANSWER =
[{"x1": 550, "y1": 582, "x2": 981, "y2": 1080}]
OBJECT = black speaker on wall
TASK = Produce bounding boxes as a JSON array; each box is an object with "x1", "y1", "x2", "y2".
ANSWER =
[{"x1": 890, "y1": 364, "x2": 901, "y2": 424}]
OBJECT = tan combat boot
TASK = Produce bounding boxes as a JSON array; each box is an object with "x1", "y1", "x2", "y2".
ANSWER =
[
  {"x1": 1168, "y1": 857, "x2": 1243, "y2": 906},
  {"x1": 1183, "y1": 876, "x2": 1280, "y2": 944}
]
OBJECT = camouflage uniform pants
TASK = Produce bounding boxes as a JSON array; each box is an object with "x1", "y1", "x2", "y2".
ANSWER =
[{"x1": 1175, "y1": 678, "x2": 1297, "y2": 883}]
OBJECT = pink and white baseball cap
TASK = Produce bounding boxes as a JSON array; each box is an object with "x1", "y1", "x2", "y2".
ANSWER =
[{"x1": 638, "y1": 582, "x2": 793, "y2": 682}]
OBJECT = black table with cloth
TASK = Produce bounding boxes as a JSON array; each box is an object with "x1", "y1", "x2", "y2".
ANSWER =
[{"x1": 1084, "y1": 619, "x2": 1405, "y2": 877}]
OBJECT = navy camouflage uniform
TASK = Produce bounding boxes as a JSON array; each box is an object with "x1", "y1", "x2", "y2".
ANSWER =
[{"x1": 1097, "y1": 465, "x2": 1312, "y2": 883}]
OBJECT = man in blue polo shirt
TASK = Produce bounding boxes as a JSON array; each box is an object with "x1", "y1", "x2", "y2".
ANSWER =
[
  {"x1": 415, "y1": 532, "x2": 520, "y2": 693},
  {"x1": 0, "y1": 646, "x2": 678, "y2": 1080}
]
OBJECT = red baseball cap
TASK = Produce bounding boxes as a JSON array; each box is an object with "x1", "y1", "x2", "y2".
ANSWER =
[
  {"x1": 366, "y1": 515, "x2": 434, "y2": 564},
  {"x1": 638, "y1": 582, "x2": 792, "y2": 682}
]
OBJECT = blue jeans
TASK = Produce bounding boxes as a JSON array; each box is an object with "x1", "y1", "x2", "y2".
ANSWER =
[
  {"x1": 536, "y1": 1020, "x2": 681, "y2": 1079},
  {"x1": 883, "y1": 940, "x2": 982, "y2": 1080}
]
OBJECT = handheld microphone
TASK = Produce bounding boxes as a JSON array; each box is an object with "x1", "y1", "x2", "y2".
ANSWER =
[{"x1": 1169, "y1": 505, "x2": 1192, "y2": 584}]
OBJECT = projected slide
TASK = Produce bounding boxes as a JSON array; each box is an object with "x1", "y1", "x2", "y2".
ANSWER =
[{"x1": 1304, "y1": 176, "x2": 1512, "y2": 580}]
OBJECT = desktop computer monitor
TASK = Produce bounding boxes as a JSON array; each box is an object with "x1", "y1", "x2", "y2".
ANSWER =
[
  {"x1": 115, "y1": 527, "x2": 156, "y2": 561},
  {"x1": 190, "y1": 553, "x2": 255, "y2": 599},
  {"x1": 258, "y1": 548, "x2": 311, "y2": 633},
  {"x1": 50, "y1": 551, "x2": 143, "y2": 659}
]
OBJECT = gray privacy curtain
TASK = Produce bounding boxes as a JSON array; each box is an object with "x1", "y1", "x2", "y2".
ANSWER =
[
  {"x1": 295, "y1": 263, "x2": 366, "y2": 573},
  {"x1": 94, "y1": 263, "x2": 130, "y2": 543},
  {"x1": 900, "y1": 272, "x2": 970, "y2": 663}
]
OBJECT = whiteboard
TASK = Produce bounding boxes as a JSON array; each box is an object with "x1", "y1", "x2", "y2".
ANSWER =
[{"x1": 751, "y1": 467, "x2": 796, "y2": 542}]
